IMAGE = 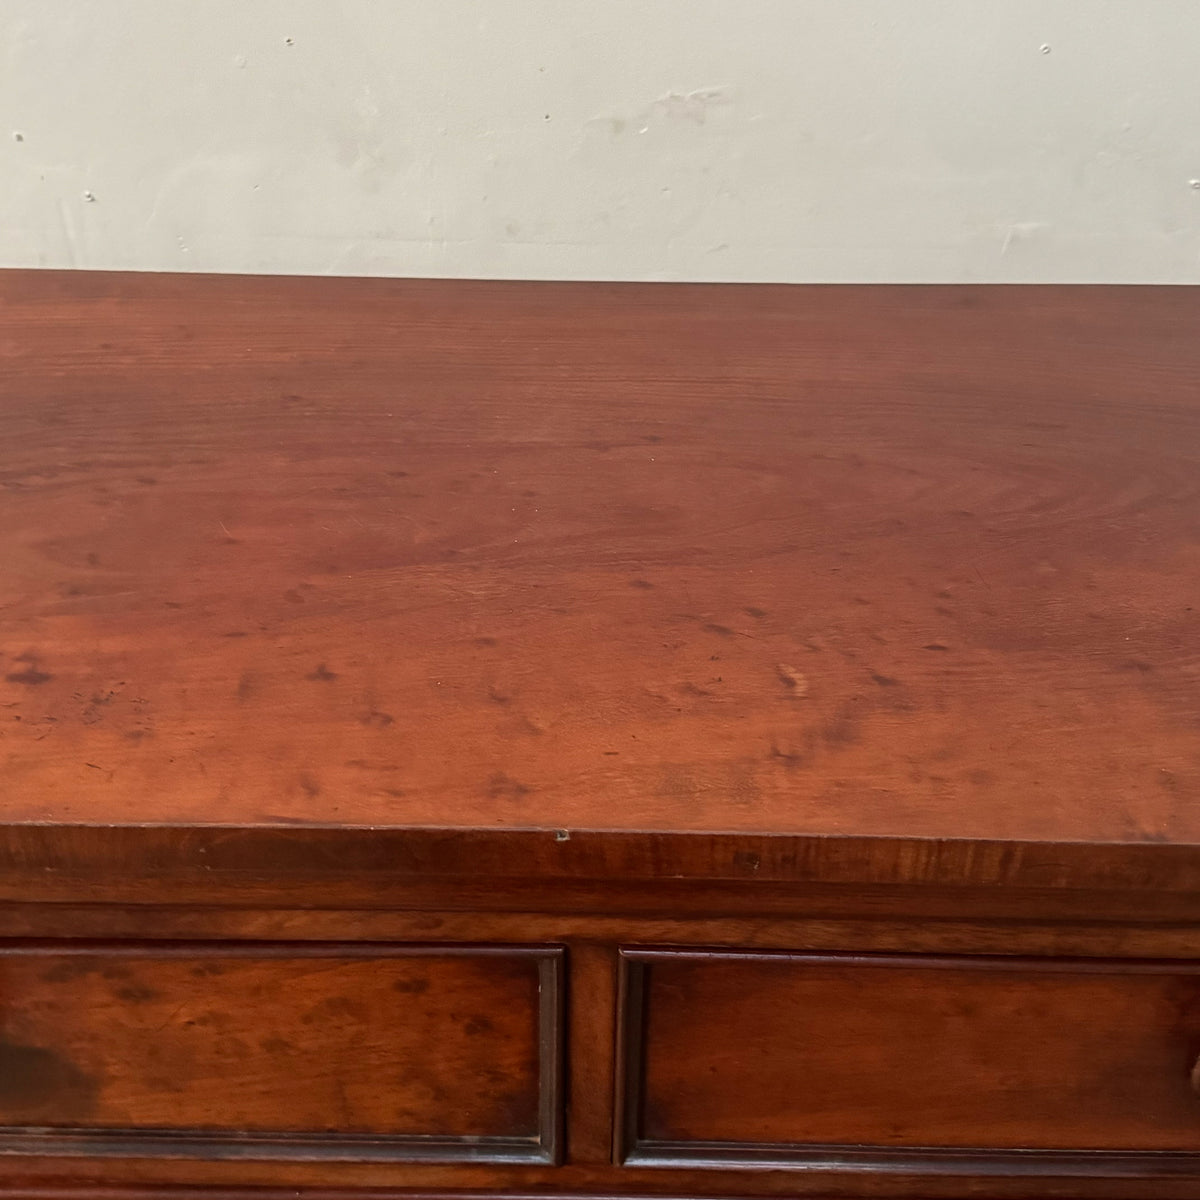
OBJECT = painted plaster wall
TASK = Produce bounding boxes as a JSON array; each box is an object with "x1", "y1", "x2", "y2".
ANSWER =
[{"x1": 3, "y1": 1, "x2": 1199, "y2": 281}]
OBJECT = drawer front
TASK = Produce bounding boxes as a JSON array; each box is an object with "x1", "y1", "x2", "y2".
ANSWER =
[
  {"x1": 0, "y1": 942, "x2": 561, "y2": 1163},
  {"x1": 618, "y1": 949, "x2": 1200, "y2": 1173}
]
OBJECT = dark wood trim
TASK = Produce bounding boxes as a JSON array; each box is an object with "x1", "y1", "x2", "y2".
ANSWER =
[
  {"x1": 3, "y1": 901, "x2": 1200, "y2": 957},
  {"x1": 0, "y1": 1131, "x2": 547, "y2": 1165},
  {"x1": 0, "y1": 939, "x2": 558, "y2": 961},
  {"x1": 538, "y1": 950, "x2": 565, "y2": 1166},
  {"x1": 0, "y1": 941, "x2": 564, "y2": 1166},
  {"x1": 612, "y1": 951, "x2": 646, "y2": 1167},
  {"x1": 623, "y1": 1141, "x2": 1200, "y2": 1179},
  {"x1": 0, "y1": 1157, "x2": 1197, "y2": 1197},
  {"x1": 5, "y1": 826, "x2": 1200, "y2": 903},
  {"x1": 619, "y1": 946, "x2": 1200, "y2": 975}
]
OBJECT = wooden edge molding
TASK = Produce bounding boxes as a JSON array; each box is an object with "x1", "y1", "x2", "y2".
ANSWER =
[
  {"x1": 622, "y1": 1142, "x2": 1200, "y2": 1180},
  {"x1": 618, "y1": 946, "x2": 1200, "y2": 974},
  {"x1": 612, "y1": 951, "x2": 646, "y2": 1167},
  {"x1": 538, "y1": 952, "x2": 566, "y2": 1166},
  {"x1": 0, "y1": 1133, "x2": 550, "y2": 1166},
  {"x1": 4, "y1": 825, "x2": 1200, "y2": 898}
]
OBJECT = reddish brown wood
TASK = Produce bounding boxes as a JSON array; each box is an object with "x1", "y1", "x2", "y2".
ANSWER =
[
  {"x1": 564, "y1": 943, "x2": 618, "y2": 1165},
  {"x1": 13, "y1": 1186, "x2": 1200, "y2": 1200},
  {"x1": 619, "y1": 949, "x2": 1200, "y2": 1166},
  {"x1": 0, "y1": 942, "x2": 561, "y2": 1164},
  {"x1": 2, "y1": 271, "x2": 1200, "y2": 1199},
  {"x1": 2, "y1": 273, "x2": 1199, "y2": 866},
  {"x1": 1, "y1": 902, "x2": 1199, "y2": 960},
  {"x1": 1, "y1": 1156, "x2": 1200, "y2": 1199}
]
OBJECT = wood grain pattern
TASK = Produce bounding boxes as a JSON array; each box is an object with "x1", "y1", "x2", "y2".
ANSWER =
[
  {"x1": 15, "y1": 1185, "x2": 1200, "y2": 1200},
  {"x1": 3, "y1": 1146, "x2": 1200, "y2": 1199},
  {"x1": 561, "y1": 942, "x2": 617, "y2": 1165},
  {"x1": 0, "y1": 942, "x2": 561, "y2": 1163},
  {"x1": 2, "y1": 272, "x2": 1199, "y2": 854},
  {"x1": 3, "y1": 902, "x2": 1200, "y2": 961},
  {"x1": 620, "y1": 949, "x2": 1200, "y2": 1164},
  {"x1": 11, "y1": 1186, "x2": 1200, "y2": 1200},
  {"x1": 6, "y1": 825, "x2": 1200, "y2": 904}
]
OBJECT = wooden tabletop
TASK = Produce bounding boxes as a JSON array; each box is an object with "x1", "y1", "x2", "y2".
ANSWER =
[{"x1": 1, "y1": 272, "x2": 1198, "y2": 883}]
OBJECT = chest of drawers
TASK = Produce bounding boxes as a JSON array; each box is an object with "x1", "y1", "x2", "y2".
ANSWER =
[{"x1": 2, "y1": 271, "x2": 1199, "y2": 1200}]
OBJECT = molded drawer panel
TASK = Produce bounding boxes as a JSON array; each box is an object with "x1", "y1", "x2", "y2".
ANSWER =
[
  {"x1": 618, "y1": 949, "x2": 1200, "y2": 1173},
  {"x1": 0, "y1": 942, "x2": 561, "y2": 1163}
]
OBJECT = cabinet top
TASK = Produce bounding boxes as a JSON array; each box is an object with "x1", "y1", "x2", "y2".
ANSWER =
[{"x1": 1, "y1": 272, "x2": 1198, "y2": 887}]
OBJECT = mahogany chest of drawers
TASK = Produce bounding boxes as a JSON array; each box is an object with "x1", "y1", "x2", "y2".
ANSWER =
[{"x1": 1, "y1": 271, "x2": 1199, "y2": 1200}]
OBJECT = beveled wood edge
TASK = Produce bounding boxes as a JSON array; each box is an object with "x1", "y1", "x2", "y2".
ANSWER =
[
  {"x1": 0, "y1": 940, "x2": 558, "y2": 960},
  {"x1": 0, "y1": 1133, "x2": 550, "y2": 1166},
  {"x1": 2, "y1": 906, "x2": 1200, "y2": 960},
  {"x1": 538, "y1": 953, "x2": 565, "y2": 1166},
  {"x1": 4, "y1": 825, "x2": 1200, "y2": 897},
  {"x1": 623, "y1": 1142, "x2": 1200, "y2": 1179},
  {"x1": 0, "y1": 1173, "x2": 1197, "y2": 1199},
  {"x1": 612, "y1": 952, "x2": 646, "y2": 1168},
  {"x1": 0, "y1": 941, "x2": 564, "y2": 1166},
  {"x1": 619, "y1": 946, "x2": 1200, "y2": 974}
]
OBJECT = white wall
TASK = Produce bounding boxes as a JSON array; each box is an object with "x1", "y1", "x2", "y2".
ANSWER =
[{"x1": 3, "y1": 1, "x2": 1199, "y2": 282}]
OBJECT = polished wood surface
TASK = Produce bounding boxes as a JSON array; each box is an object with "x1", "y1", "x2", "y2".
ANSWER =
[
  {"x1": 621, "y1": 949, "x2": 1200, "y2": 1161},
  {"x1": 4, "y1": 272, "x2": 1200, "y2": 1200},
  {"x1": 11, "y1": 900, "x2": 1200, "y2": 1199},
  {"x1": 2, "y1": 272, "x2": 1199, "y2": 851},
  {"x1": 0, "y1": 943, "x2": 558, "y2": 1162}
]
